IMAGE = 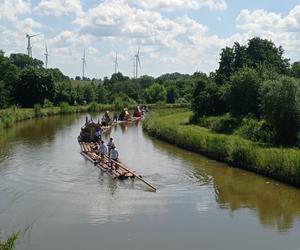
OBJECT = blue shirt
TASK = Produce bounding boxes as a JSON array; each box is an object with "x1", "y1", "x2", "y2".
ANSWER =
[{"x1": 110, "y1": 148, "x2": 119, "y2": 160}]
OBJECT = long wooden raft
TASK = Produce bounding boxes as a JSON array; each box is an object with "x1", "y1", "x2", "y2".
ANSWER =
[{"x1": 79, "y1": 142, "x2": 156, "y2": 191}]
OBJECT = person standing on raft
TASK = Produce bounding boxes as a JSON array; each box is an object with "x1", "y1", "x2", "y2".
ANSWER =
[
  {"x1": 99, "y1": 140, "x2": 107, "y2": 161},
  {"x1": 107, "y1": 138, "x2": 115, "y2": 155},
  {"x1": 110, "y1": 145, "x2": 119, "y2": 170}
]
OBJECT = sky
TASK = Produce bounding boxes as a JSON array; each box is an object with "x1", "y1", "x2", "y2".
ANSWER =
[{"x1": 0, "y1": 0, "x2": 300, "y2": 79}]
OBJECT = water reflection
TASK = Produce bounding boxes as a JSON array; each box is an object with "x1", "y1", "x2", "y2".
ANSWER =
[{"x1": 148, "y1": 135, "x2": 300, "y2": 232}]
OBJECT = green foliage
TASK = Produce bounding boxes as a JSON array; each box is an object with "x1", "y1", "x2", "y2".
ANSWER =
[
  {"x1": 166, "y1": 84, "x2": 179, "y2": 103},
  {"x1": 197, "y1": 113, "x2": 240, "y2": 134},
  {"x1": 216, "y1": 37, "x2": 290, "y2": 84},
  {"x1": 0, "y1": 232, "x2": 19, "y2": 250},
  {"x1": 113, "y1": 94, "x2": 136, "y2": 111},
  {"x1": 143, "y1": 111, "x2": 300, "y2": 187},
  {"x1": 34, "y1": 104, "x2": 43, "y2": 117},
  {"x1": 10, "y1": 53, "x2": 43, "y2": 69},
  {"x1": 59, "y1": 102, "x2": 73, "y2": 114},
  {"x1": 15, "y1": 67, "x2": 55, "y2": 107},
  {"x1": 229, "y1": 67, "x2": 261, "y2": 116},
  {"x1": 235, "y1": 116, "x2": 275, "y2": 144},
  {"x1": 191, "y1": 79, "x2": 227, "y2": 117},
  {"x1": 0, "y1": 112, "x2": 14, "y2": 128},
  {"x1": 43, "y1": 99, "x2": 53, "y2": 108},
  {"x1": 290, "y1": 62, "x2": 300, "y2": 78},
  {"x1": 88, "y1": 101, "x2": 100, "y2": 112},
  {"x1": 260, "y1": 76, "x2": 300, "y2": 145},
  {"x1": 144, "y1": 83, "x2": 166, "y2": 103}
]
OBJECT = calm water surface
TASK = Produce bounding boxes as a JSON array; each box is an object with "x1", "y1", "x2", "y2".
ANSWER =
[{"x1": 0, "y1": 114, "x2": 300, "y2": 250}]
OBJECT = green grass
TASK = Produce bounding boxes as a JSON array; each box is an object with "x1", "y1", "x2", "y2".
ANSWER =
[
  {"x1": 0, "y1": 232, "x2": 18, "y2": 250},
  {"x1": 143, "y1": 110, "x2": 300, "y2": 187},
  {"x1": 0, "y1": 105, "x2": 89, "y2": 129}
]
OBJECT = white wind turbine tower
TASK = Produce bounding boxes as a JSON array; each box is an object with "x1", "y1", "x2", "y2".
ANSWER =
[
  {"x1": 134, "y1": 46, "x2": 141, "y2": 78},
  {"x1": 44, "y1": 41, "x2": 49, "y2": 69},
  {"x1": 26, "y1": 33, "x2": 40, "y2": 57},
  {"x1": 82, "y1": 49, "x2": 87, "y2": 79},
  {"x1": 114, "y1": 51, "x2": 119, "y2": 74}
]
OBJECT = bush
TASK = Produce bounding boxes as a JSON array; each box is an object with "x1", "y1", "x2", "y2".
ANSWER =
[
  {"x1": 235, "y1": 116, "x2": 275, "y2": 144},
  {"x1": 196, "y1": 113, "x2": 240, "y2": 134},
  {"x1": 0, "y1": 112, "x2": 14, "y2": 128},
  {"x1": 88, "y1": 102, "x2": 100, "y2": 112},
  {"x1": 34, "y1": 104, "x2": 43, "y2": 117},
  {"x1": 59, "y1": 102, "x2": 73, "y2": 114},
  {"x1": 0, "y1": 232, "x2": 19, "y2": 250},
  {"x1": 43, "y1": 99, "x2": 53, "y2": 108},
  {"x1": 260, "y1": 76, "x2": 300, "y2": 145}
]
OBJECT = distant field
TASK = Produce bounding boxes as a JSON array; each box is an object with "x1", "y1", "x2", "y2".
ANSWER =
[{"x1": 70, "y1": 80, "x2": 102, "y2": 86}]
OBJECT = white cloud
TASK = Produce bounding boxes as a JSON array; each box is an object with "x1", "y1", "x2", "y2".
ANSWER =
[
  {"x1": 72, "y1": 0, "x2": 226, "y2": 75},
  {"x1": 129, "y1": 0, "x2": 227, "y2": 11},
  {"x1": 236, "y1": 5, "x2": 300, "y2": 61},
  {"x1": 35, "y1": 0, "x2": 82, "y2": 16},
  {"x1": 0, "y1": 0, "x2": 31, "y2": 21}
]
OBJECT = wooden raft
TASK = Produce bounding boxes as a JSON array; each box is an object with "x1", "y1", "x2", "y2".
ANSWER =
[
  {"x1": 79, "y1": 141, "x2": 157, "y2": 191},
  {"x1": 79, "y1": 142, "x2": 134, "y2": 179}
]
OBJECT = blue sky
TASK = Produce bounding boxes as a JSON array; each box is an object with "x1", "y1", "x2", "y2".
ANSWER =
[{"x1": 1, "y1": 0, "x2": 300, "y2": 79}]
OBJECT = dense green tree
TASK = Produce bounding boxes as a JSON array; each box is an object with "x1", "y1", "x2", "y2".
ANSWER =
[
  {"x1": 260, "y1": 76, "x2": 300, "y2": 145},
  {"x1": 144, "y1": 83, "x2": 166, "y2": 103},
  {"x1": 10, "y1": 53, "x2": 43, "y2": 69},
  {"x1": 246, "y1": 37, "x2": 289, "y2": 74},
  {"x1": 14, "y1": 67, "x2": 55, "y2": 107},
  {"x1": 229, "y1": 67, "x2": 261, "y2": 116},
  {"x1": 0, "y1": 53, "x2": 19, "y2": 108},
  {"x1": 191, "y1": 79, "x2": 227, "y2": 117},
  {"x1": 215, "y1": 47, "x2": 235, "y2": 84},
  {"x1": 290, "y1": 62, "x2": 300, "y2": 78},
  {"x1": 166, "y1": 83, "x2": 179, "y2": 103}
]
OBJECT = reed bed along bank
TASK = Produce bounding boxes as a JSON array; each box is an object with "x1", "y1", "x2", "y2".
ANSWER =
[
  {"x1": 0, "y1": 104, "x2": 89, "y2": 129},
  {"x1": 143, "y1": 110, "x2": 300, "y2": 187}
]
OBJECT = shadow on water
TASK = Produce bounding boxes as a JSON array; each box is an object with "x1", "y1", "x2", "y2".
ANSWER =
[{"x1": 144, "y1": 133, "x2": 300, "y2": 233}]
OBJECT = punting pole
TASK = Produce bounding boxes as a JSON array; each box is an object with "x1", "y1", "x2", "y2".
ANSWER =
[{"x1": 105, "y1": 155, "x2": 157, "y2": 192}]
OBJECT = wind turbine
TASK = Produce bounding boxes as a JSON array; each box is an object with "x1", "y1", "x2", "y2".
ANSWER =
[
  {"x1": 82, "y1": 49, "x2": 87, "y2": 79},
  {"x1": 114, "y1": 51, "x2": 119, "y2": 74},
  {"x1": 134, "y1": 46, "x2": 141, "y2": 78},
  {"x1": 44, "y1": 41, "x2": 49, "y2": 69},
  {"x1": 26, "y1": 33, "x2": 40, "y2": 57}
]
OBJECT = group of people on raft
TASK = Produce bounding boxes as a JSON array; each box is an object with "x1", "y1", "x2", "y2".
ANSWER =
[
  {"x1": 100, "y1": 106, "x2": 147, "y2": 126},
  {"x1": 98, "y1": 137, "x2": 119, "y2": 170}
]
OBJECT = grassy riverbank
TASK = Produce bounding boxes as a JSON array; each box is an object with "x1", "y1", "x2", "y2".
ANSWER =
[
  {"x1": 143, "y1": 110, "x2": 300, "y2": 187},
  {"x1": 0, "y1": 104, "x2": 88, "y2": 129}
]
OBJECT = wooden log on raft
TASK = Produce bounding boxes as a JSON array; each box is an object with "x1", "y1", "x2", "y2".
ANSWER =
[{"x1": 104, "y1": 155, "x2": 156, "y2": 191}]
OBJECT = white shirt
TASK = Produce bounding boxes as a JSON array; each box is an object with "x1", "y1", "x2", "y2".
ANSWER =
[
  {"x1": 110, "y1": 148, "x2": 119, "y2": 160},
  {"x1": 99, "y1": 143, "x2": 107, "y2": 154},
  {"x1": 107, "y1": 141, "x2": 115, "y2": 149}
]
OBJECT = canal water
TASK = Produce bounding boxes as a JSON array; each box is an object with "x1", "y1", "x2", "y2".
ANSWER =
[{"x1": 0, "y1": 114, "x2": 300, "y2": 250}]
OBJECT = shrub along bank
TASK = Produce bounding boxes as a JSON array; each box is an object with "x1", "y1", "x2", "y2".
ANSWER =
[
  {"x1": 0, "y1": 104, "x2": 89, "y2": 129},
  {"x1": 143, "y1": 110, "x2": 300, "y2": 187}
]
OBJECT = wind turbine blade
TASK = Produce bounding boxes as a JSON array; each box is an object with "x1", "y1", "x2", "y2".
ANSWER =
[
  {"x1": 31, "y1": 33, "x2": 41, "y2": 38},
  {"x1": 137, "y1": 56, "x2": 141, "y2": 68}
]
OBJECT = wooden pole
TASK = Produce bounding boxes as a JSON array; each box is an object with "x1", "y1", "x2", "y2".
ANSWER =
[{"x1": 105, "y1": 155, "x2": 157, "y2": 192}]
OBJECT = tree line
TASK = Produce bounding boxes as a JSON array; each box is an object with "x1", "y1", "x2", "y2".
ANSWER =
[
  {"x1": 0, "y1": 50, "x2": 198, "y2": 109},
  {"x1": 191, "y1": 37, "x2": 300, "y2": 146}
]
